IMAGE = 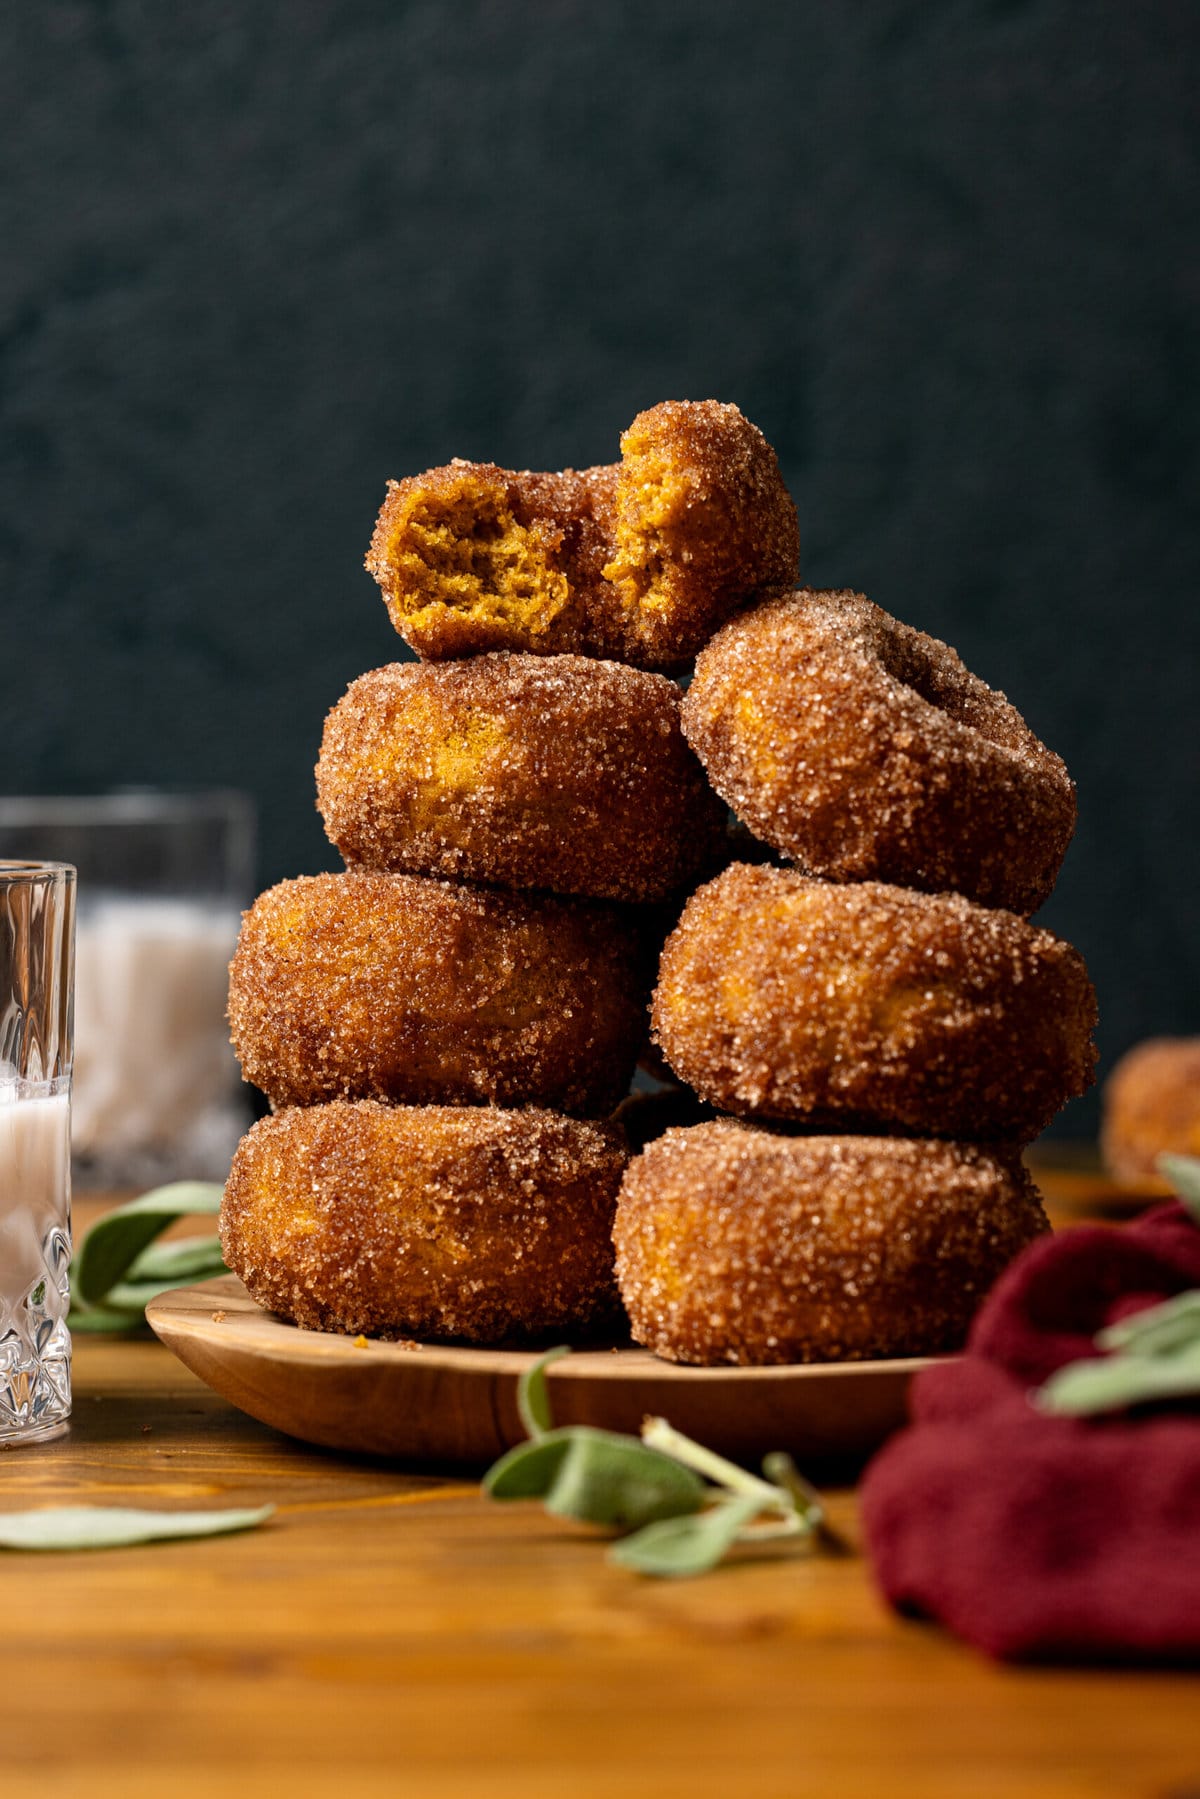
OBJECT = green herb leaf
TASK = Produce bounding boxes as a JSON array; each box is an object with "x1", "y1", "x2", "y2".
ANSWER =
[
  {"x1": 542, "y1": 1429, "x2": 706, "y2": 1531},
  {"x1": 1159, "y1": 1154, "x2": 1200, "y2": 1224},
  {"x1": 0, "y1": 1504, "x2": 273, "y2": 1552},
  {"x1": 486, "y1": 1425, "x2": 705, "y2": 1526},
  {"x1": 609, "y1": 1494, "x2": 763, "y2": 1578},
  {"x1": 483, "y1": 1432, "x2": 575, "y2": 1500},
  {"x1": 67, "y1": 1300, "x2": 154, "y2": 1335},
  {"x1": 127, "y1": 1233, "x2": 227, "y2": 1284},
  {"x1": 480, "y1": 1348, "x2": 828, "y2": 1579},
  {"x1": 515, "y1": 1344, "x2": 571, "y2": 1439},
  {"x1": 1035, "y1": 1341, "x2": 1200, "y2": 1415},
  {"x1": 1097, "y1": 1290, "x2": 1200, "y2": 1357},
  {"x1": 72, "y1": 1182, "x2": 225, "y2": 1309}
]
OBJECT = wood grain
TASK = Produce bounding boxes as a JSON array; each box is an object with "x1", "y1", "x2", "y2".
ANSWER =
[
  {"x1": 146, "y1": 1273, "x2": 931, "y2": 1465},
  {"x1": 1, "y1": 1331, "x2": 1196, "y2": 1799},
  {"x1": 0, "y1": 1176, "x2": 1193, "y2": 1797}
]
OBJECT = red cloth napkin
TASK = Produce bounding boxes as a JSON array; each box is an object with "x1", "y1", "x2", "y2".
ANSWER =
[{"x1": 859, "y1": 1201, "x2": 1200, "y2": 1663}]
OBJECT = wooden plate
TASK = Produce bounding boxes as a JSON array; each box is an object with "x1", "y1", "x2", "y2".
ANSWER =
[{"x1": 147, "y1": 1276, "x2": 933, "y2": 1468}]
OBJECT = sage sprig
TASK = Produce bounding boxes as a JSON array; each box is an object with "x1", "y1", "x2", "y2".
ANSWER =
[
  {"x1": 483, "y1": 1348, "x2": 827, "y2": 1577},
  {"x1": 70, "y1": 1182, "x2": 228, "y2": 1331},
  {"x1": 0, "y1": 1504, "x2": 273, "y2": 1551},
  {"x1": 1159, "y1": 1152, "x2": 1200, "y2": 1224},
  {"x1": 1034, "y1": 1153, "x2": 1200, "y2": 1417},
  {"x1": 1035, "y1": 1289, "x2": 1200, "y2": 1415}
]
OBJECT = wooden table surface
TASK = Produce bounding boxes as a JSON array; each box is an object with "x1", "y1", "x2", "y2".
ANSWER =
[{"x1": 1, "y1": 1177, "x2": 1196, "y2": 1799}]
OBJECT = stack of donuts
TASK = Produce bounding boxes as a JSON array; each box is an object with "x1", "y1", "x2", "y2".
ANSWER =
[
  {"x1": 220, "y1": 401, "x2": 796, "y2": 1344},
  {"x1": 220, "y1": 398, "x2": 1098, "y2": 1367},
  {"x1": 619, "y1": 588, "x2": 1097, "y2": 1364}
]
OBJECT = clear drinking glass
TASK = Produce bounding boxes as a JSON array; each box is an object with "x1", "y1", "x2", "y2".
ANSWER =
[
  {"x1": 0, "y1": 793, "x2": 255, "y2": 1188},
  {"x1": 0, "y1": 859, "x2": 75, "y2": 1445}
]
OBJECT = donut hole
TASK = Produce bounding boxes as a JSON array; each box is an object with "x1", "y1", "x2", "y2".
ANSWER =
[
  {"x1": 384, "y1": 474, "x2": 570, "y2": 636},
  {"x1": 874, "y1": 618, "x2": 1034, "y2": 759}
]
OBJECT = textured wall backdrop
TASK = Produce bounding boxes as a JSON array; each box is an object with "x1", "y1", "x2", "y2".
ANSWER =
[{"x1": 3, "y1": 1, "x2": 1198, "y2": 1136}]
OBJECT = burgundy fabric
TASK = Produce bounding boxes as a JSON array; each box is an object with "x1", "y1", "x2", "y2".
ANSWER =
[{"x1": 859, "y1": 1202, "x2": 1200, "y2": 1662}]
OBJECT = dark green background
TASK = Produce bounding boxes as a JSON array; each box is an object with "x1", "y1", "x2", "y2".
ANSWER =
[{"x1": 4, "y1": 2, "x2": 1198, "y2": 1136}]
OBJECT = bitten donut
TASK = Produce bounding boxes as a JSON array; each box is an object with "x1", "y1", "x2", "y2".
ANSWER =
[
  {"x1": 364, "y1": 400, "x2": 798, "y2": 668},
  {"x1": 316, "y1": 654, "x2": 725, "y2": 902},
  {"x1": 1101, "y1": 1037, "x2": 1200, "y2": 1190},
  {"x1": 682, "y1": 588, "x2": 1076, "y2": 916},
  {"x1": 652, "y1": 864, "x2": 1097, "y2": 1141},
  {"x1": 222, "y1": 1101, "x2": 627, "y2": 1342},
  {"x1": 613, "y1": 1121, "x2": 1051, "y2": 1365},
  {"x1": 228, "y1": 871, "x2": 648, "y2": 1115}
]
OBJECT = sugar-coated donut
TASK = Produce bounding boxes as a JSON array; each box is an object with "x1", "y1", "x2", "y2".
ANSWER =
[
  {"x1": 364, "y1": 401, "x2": 798, "y2": 668},
  {"x1": 221, "y1": 1101, "x2": 627, "y2": 1342},
  {"x1": 316, "y1": 654, "x2": 725, "y2": 902},
  {"x1": 613, "y1": 1121, "x2": 1050, "y2": 1365},
  {"x1": 228, "y1": 871, "x2": 648, "y2": 1115},
  {"x1": 601, "y1": 400, "x2": 799, "y2": 666},
  {"x1": 1101, "y1": 1037, "x2": 1200, "y2": 1190},
  {"x1": 651, "y1": 864, "x2": 1097, "y2": 1142},
  {"x1": 682, "y1": 588, "x2": 1076, "y2": 916}
]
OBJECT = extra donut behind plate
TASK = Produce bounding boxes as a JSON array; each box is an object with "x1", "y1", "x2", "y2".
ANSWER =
[
  {"x1": 682, "y1": 587, "x2": 1076, "y2": 916},
  {"x1": 613, "y1": 1122, "x2": 1050, "y2": 1366},
  {"x1": 1100, "y1": 1037, "x2": 1200, "y2": 1190}
]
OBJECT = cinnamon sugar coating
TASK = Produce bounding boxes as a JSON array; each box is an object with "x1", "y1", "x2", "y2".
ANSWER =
[
  {"x1": 1100, "y1": 1037, "x2": 1200, "y2": 1190},
  {"x1": 603, "y1": 400, "x2": 799, "y2": 665},
  {"x1": 682, "y1": 588, "x2": 1076, "y2": 916},
  {"x1": 316, "y1": 653, "x2": 725, "y2": 902},
  {"x1": 651, "y1": 865, "x2": 1097, "y2": 1142},
  {"x1": 613, "y1": 1121, "x2": 1050, "y2": 1366},
  {"x1": 228, "y1": 871, "x2": 648, "y2": 1115},
  {"x1": 221, "y1": 1101, "x2": 627, "y2": 1342},
  {"x1": 364, "y1": 401, "x2": 798, "y2": 668}
]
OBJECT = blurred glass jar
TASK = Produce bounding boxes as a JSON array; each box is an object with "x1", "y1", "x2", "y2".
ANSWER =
[{"x1": 0, "y1": 793, "x2": 255, "y2": 1189}]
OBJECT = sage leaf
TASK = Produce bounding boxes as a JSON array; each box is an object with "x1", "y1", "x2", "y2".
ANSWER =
[
  {"x1": 483, "y1": 1431, "x2": 574, "y2": 1500},
  {"x1": 542, "y1": 1428, "x2": 706, "y2": 1530},
  {"x1": 65, "y1": 1300, "x2": 148, "y2": 1335},
  {"x1": 73, "y1": 1182, "x2": 224, "y2": 1306},
  {"x1": 1035, "y1": 1341, "x2": 1200, "y2": 1416},
  {"x1": 1159, "y1": 1154, "x2": 1200, "y2": 1224},
  {"x1": 127, "y1": 1233, "x2": 227, "y2": 1284},
  {"x1": 0, "y1": 1504, "x2": 273, "y2": 1552},
  {"x1": 1097, "y1": 1290, "x2": 1200, "y2": 1358},
  {"x1": 516, "y1": 1344, "x2": 570, "y2": 1439},
  {"x1": 609, "y1": 1494, "x2": 763, "y2": 1578},
  {"x1": 486, "y1": 1425, "x2": 705, "y2": 1525},
  {"x1": 480, "y1": 1347, "x2": 828, "y2": 1579}
]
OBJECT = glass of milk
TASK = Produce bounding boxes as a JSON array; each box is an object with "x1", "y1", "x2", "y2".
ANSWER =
[
  {"x1": 0, "y1": 793, "x2": 255, "y2": 1189},
  {"x1": 0, "y1": 858, "x2": 75, "y2": 1444}
]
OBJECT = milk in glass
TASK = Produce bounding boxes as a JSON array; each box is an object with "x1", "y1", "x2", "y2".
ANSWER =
[{"x1": 0, "y1": 1083, "x2": 71, "y2": 1442}]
